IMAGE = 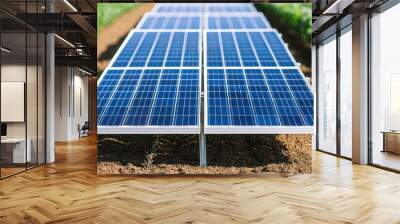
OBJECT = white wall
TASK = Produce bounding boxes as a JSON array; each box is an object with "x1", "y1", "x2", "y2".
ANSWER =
[{"x1": 54, "y1": 67, "x2": 89, "y2": 141}]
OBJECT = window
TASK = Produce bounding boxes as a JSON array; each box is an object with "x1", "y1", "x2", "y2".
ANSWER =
[
  {"x1": 339, "y1": 28, "x2": 352, "y2": 158},
  {"x1": 317, "y1": 36, "x2": 337, "y2": 154},
  {"x1": 370, "y1": 3, "x2": 400, "y2": 171}
]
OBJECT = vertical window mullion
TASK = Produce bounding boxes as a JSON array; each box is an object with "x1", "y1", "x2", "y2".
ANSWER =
[{"x1": 336, "y1": 29, "x2": 341, "y2": 157}]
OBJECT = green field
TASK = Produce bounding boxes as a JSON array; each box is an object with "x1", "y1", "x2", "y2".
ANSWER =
[
  {"x1": 256, "y1": 3, "x2": 311, "y2": 45},
  {"x1": 97, "y1": 3, "x2": 138, "y2": 33}
]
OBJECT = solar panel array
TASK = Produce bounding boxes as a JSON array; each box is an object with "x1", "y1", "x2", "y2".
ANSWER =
[{"x1": 98, "y1": 3, "x2": 313, "y2": 134}]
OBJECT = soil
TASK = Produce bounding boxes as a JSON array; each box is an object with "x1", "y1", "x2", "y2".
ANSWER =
[
  {"x1": 97, "y1": 3, "x2": 154, "y2": 72},
  {"x1": 97, "y1": 134, "x2": 312, "y2": 176}
]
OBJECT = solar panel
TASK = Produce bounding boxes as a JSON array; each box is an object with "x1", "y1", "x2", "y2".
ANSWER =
[
  {"x1": 206, "y1": 14, "x2": 270, "y2": 29},
  {"x1": 138, "y1": 14, "x2": 201, "y2": 30},
  {"x1": 110, "y1": 31, "x2": 201, "y2": 68},
  {"x1": 205, "y1": 30, "x2": 295, "y2": 68},
  {"x1": 98, "y1": 29, "x2": 201, "y2": 134},
  {"x1": 205, "y1": 68, "x2": 313, "y2": 134},
  {"x1": 204, "y1": 29, "x2": 313, "y2": 134},
  {"x1": 98, "y1": 69, "x2": 200, "y2": 134}
]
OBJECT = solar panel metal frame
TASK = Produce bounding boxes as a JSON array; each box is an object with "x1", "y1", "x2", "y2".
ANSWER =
[
  {"x1": 203, "y1": 29, "x2": 313, "y2": 134},
  {"x1": 136, "y1": 12, "x2": 203, "y2": 30},
  {"x1": 205, "y1": 12, "x2": 271, "y2": 29},
  {"x1": 98, "y1": 29, "x2": 202, "y2": 134}
]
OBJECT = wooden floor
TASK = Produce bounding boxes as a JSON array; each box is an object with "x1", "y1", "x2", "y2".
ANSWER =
[{"x1": 1, "y1": 136, "x2": 400, "y2": 223}]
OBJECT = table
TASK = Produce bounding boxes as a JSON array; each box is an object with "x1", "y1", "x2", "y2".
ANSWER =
[
  {"x1": 381, "y1": 131, "x2": 400, "y2": 154},
  {"x1": 1, "y1": 138, "x2": 31, "y2": 163}
]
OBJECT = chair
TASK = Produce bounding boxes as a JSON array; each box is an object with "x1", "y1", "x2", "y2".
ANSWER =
[{"x1": 79, "y1": 121, "x2": 90, "y2": 138}]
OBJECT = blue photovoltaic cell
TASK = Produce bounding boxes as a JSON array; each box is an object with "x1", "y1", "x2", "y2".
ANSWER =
[
  {"x1": 207, "y1": 69, "x2": 232, "y2": 125},
  {"x1": 110, "y1": 32, "x2": 199, "y2": 68},
  {"x1": 140, "y1": 16, "x2": 200, "y2": 29},
  {"x1": 208, "y1": 5, "x2": 254, "y2": 12},
  {"x1": 264, "y1": 32, "x2": 295, "y2": 66},
  {"x1": 207, "y1": 68, "x2": 313, "y2": 126},
  {"x1": 280, "y1": 69, "x2": 314, "y2": 125},
  {"x1": 97, "y1": 70, "x2": 125, "y2": 122},
  {"x1": 206, "y1": 31, "x2": 294, "y2": 67},
  {"x1": 183, "y1": 32, "x2": 200, "y2": 67},
  {"x1": 147, "y1": 32, "x2": 171, "y2": 67},
  {"x1": 129, "y1": 32, "x2": 157, "y2": 67},
  {"x1": 235, "y1": 32, "x2": 259, "y2": 66},
  {"x1": 249, "y1": 32, "x2": 277, "y2": 67},
  {"x1": 263, "y1": 69, "x2": 305, "y2": 126},
  {"x1": 112, "y1": 32, "x2": 144, "y2": 67},
  {"x1": 225, "y1": 69, "x2": 256, "y2": 125},
  {"x1": 221, "y1": 32, "x2": 241, "y2": 66},
  {"x1": 98, "y1": 69, "x2": 200, "y2": 127},
  {"x1": 174, "y1": 70, "x2": 200, "y2": 125},
  {"x1": 141, "y1": 17, "x2": 155, "y2": 29},
  {"x1": 165, "y1": 32, "x2": 185, "y2": 67},
  {"x1": 124, "y1": 69, "x2": 161, "y2": 125},
  {"x1": 206, "y1": 32, "x2": 223, "y2": 67},
  {"x1": 148, "y1": 70, "x2": 179, "y2": 125},
  {"x1": 156, "y1": 5, "x2": 202, "y2": 13},
  {"x1": 98, "y1": 70, "x2": 142, "y2": 126},
  {"x1": 207, "y1": 16, "x2": 268, "y2": 29}
]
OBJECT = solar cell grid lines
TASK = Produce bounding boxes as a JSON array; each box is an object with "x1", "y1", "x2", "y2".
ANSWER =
[
  {"x1": 98, "y1": 68, "x2": 200, "y2": 134},
  {"x1": 154, "y1": 3, "x2": 203, "y2": 13},
  {"x1": 206, "y1": 3, "x2": 257, "y2": 12},
  {"x1": 138, "y1": 14, "x2": 202, "y2": 30},
  {"x1": 110, "y1": 30, "x2": 201, "y2": 68},
  {"x1": 206, "y1": 13, "x2": 271, "y2": 29},
  {"x1": 205, "y1": 30, "x2": 295, "y2": 68},
  {"x1": 205, "y1": 68, "x2": 313, "y2": 134},
  {"x1": 97, "y1": 3, "x2": 314, "y2": 135}
]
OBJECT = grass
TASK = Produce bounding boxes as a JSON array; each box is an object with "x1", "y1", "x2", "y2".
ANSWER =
[
  {"x1": 97, "y1": 3, "x2": 138, "y2": 33},
  {"x1": 255, "y1": 3, "x2": 312, "y2": 72},
  {"x1": 256, "y1": 3, "x2": 312, "y2": 45}
]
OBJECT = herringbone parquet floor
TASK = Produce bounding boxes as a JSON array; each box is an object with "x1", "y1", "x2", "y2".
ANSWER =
[{"x1": 1, "y1": 135, "x2": 400, "y2": 224}]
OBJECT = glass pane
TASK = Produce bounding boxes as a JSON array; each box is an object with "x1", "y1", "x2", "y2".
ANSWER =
[
  {"x1": 38, "y1": 33, "x2": 45, "y2": 165},
  {"x1": 318, "y1": 36, "x2": 337, "y2": 154},
  {"x1": 340, "y1": 29, "x2": 352, "y2": 158},
  {"x1": 1, "y1": 31, "x2": 27, "y2": 177},
  {"x1": 27, "y1": 31, "x2": 38, "y2": 169},
  {"x1": 371, "y1": 5, "x2": 400, "y2": 171}
]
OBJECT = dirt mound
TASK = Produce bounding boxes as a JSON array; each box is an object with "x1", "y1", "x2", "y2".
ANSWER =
[{"x1": 97, "y1": 134, "x2": 311, "y2": 176}]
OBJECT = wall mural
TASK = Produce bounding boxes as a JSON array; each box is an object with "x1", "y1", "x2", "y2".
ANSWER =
[{"x1": 97, "y1": 3, "x2": 313, "y2": 175}]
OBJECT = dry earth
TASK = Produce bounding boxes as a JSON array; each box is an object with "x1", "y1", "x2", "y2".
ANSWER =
[{"x1": 97, "y1": 134, "x2": 312, "y2": 176}]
